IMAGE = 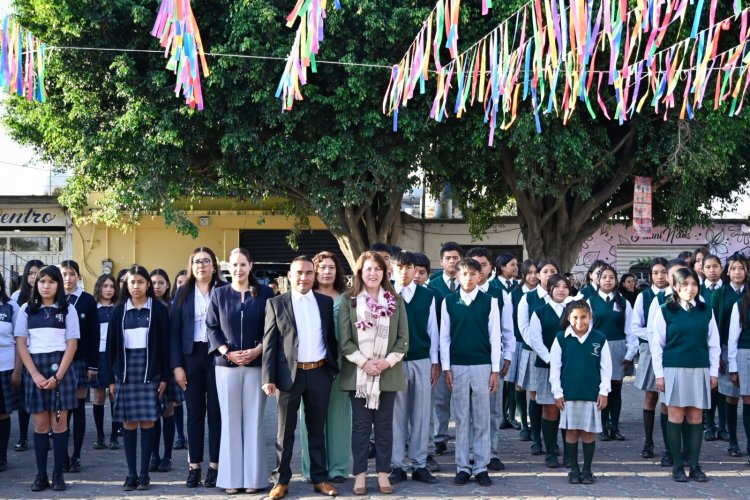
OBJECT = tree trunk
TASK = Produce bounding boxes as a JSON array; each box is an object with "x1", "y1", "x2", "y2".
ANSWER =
[{"x1": 519, "y1": 212, "x2": 596, "y2": 272}]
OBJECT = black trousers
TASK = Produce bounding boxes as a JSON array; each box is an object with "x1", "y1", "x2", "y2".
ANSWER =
[
  {"x1": 183, "y1": 342, "x2": 221, "y2": 464},
  {"x1": 273, "y1": 366, "x2": 332, "y2": 485},
  {"x1": 350, "y1": 391, "x2": 396, "y2": 474}
]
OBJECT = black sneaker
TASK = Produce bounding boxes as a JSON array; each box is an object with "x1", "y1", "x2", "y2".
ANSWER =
[
  {"x1": 672, "y1": 466, "x2": 688, "y2": 482},
  {"x1": 69, "y1": 457, "x2": 81, "y2": 473},
  {"x1": 426, "y1": 455, "x2": 441, "y2": 472},
  {"x1": 641, "y1": 443, "x2": 655, "y2": 459},
  {"x1": 51, "y1": 473, "x2": 65, "y2": 491},
  {"x1": 30, "y1": 474, "x2": 50, "y2": 492},
  {"x1": 568, "y1": 470, "x2": 581, "y2": 484},
  {"x1": 388, "y1": 467, "x2": 407, "y2": 484},
  {"x1": 137, "y1": 475, "x2": 151, "y2": 490},
  {"x1": 610, "y1": 429, "x2": 626, "y2": 441},
  {"x1": 411, "y1": 467, "x2": 437, "y2": 484},
  {"x1": 475, "y1": 471, "x2": 492, "y2": 487},
  {"x1": 689, "y1": 465, "x2": 709, "y2": 482},
  {"x1": 15, "y1": 439, "x2": 27, "y2": 452},
  {"x1": 158, "y1": 457, "x2": 172, "y2": 472},
  {"x1": 204, "y1": 466, "x2": 218, "y2": 487},
  {"x1": 487, "y1": 457, "x2": 505, "y2": 471},
  {"x1": 453, "y1": 471, "x2": 470, "y2": 485},
  {"x1": 661, "y1": 451, "x2": 674, "y2": 467},
  {"x1": 545, "y1": 455, "x2": 561, "y2": 468},
  {"x1": 186, "y1": 467, "x2": 202, "y2": 488},
  {"x1": 109, "y1": 437, "x2": 120, "y2": 450},
  {"x1": 580, "y1": 470, "x2": 595, "y2": 484},
  {"x1": 123, "y1": 475, "x2": 138, "y2": 491},
  {"x1": 148, "y1": 455, "x2": 160, "y2": 472},
  {"x1": 93, "y1": 437, "x2": 106, "y2": 450},
  {"x1": 435, "y1": 441, "x2": 448, "y2": 455},
  {"x1": 530, "y1": 442, "x2": 544, "y2": 455}
]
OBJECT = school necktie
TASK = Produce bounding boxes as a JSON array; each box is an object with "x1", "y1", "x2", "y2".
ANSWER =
[
  {"x1": 686, "y1": 302, "x2": 694, "y2": 311},
  {"x1": 506, "y1": 280, "x2": 512, "y2": 289},
  {"x1": 606, "y1": 296, "x2": 611, "y2": 304},
  {"x1": 449, "y1": 278, "x2": 456, "y2": 293},
  {"x1": 710, "y1": 284, "x2": 716, "y2": 291}
]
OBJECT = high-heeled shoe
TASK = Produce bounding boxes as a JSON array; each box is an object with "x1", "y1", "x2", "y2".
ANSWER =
[
  {"x1": 353, "y1": 474, "x2": 366, "y2": 495},
  {"x1": 377, "y1": 474, "x2": 393, "y2": 494}
]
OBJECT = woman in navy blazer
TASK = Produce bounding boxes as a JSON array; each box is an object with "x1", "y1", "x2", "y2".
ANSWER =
[{"x1": 170, "y1": 247, "x2": 226, "y2": 488}]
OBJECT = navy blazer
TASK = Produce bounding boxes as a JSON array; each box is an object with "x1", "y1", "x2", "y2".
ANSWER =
[
  {"x1": 70, "y1": 291, "x2": 101, "y2": 371},
  {"x1": 170, "y1": 279, "x2": 228, "y2": 369}
]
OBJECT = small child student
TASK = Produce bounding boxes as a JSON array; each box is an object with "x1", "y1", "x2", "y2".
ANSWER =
[
  {"x1": 549, "y1": 300, "x2": 611, "y2": 484},
  {"x1": 440, "y1": 258, "x2": 501, "y2": 487}
]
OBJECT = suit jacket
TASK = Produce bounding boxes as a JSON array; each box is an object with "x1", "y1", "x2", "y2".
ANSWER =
[
  {"x1": 262, "y1": 290, "x2": 339, "y2": 392},
  {"x1": 170, "y1": 280, "x2": 228, "y2": 369}
]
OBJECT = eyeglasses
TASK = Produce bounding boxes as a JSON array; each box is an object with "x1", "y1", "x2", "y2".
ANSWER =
[{"x1": 192, "y1": 258, "x2": 213, "y2": 267}]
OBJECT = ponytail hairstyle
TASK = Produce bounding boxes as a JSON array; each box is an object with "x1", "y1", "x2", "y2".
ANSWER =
[
  {"x1": 229, "y1": 248, "x2": 260, "y2": 298},
  {"x1": 560, "y1": 299, "x2": 592, "y2": 330},
  {"x1": 584, "y1": 259, "x2": 608, "y2": 285},
  {"x1": 118, "y1": 265, "x2": 154, "y2": 304},
  {"x1": 28, "y1": 265, "x2": 68, "y2": 314},
  {"x1": 667, "y1": 268, "x2": 705, "y2": 311},
  {"x1": 494, "y1": 252, "x2": 518, "y2": 280},
  {"x1": 59, "y1": 259, "x2": 81, "y2": 277},
  {"x1": 16, "y1": 259, "x2": 44, "y2": 306}
]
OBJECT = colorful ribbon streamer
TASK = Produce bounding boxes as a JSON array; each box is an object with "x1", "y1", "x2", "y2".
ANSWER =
[
  {"x1": 0, "y1": 15, "x2": 46, "y2": 103},
  {"x1": 151, "y1": 0, "x2": 209, "y2": 110}
]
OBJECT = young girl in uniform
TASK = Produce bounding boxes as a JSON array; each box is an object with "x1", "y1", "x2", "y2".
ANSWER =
[
  {"x1": 550, "y1": 300, "x2": 611, "y2": 484},
  {"x1": 588, "y1": 265, "x2": 637, "y2": 442},
  {"x1": 579, "y1": 260, "x2": 607, "y2": 299},
  {"x1": 631, "y1": 257, "x2": 669, "y2": 458},
  {"x1": 699, "y1": 255, "x2": 724, "y2": 441},
  {"x1": 59, "y1": 260, "x2": 99, "y2": 473},
  {"x1": 14, "y1": 266, "x2": 79, "y2": 491},
  {"x1": 518, "y1": 258, "x2": 559, "y2": 455},
  {"x1": 91, "y1": 274, "x2": 119, "y2": 450},
  {"x1": 691, "y1": 247, "x2": 710, "y2": 282},
  {"x1": 491, "y1": 253, "x2": 519, "y2": 293},
  {"x1": 712, "y1": 254, "x2": 747, "y2": 456},
  {"x1": 511, "y1": 259, "x2": 538, "y2": 441},
  {"x1": 527, "y1": 273, "x2": 571, "y2": 468},
  {"x1": 0, "y1": 273, "x2": 21, "y2": 472},
  {"x1": 106, "y1": 265, "x2": 170, "y2": 490},
  {"x1": 652, "y1": 268, "x2": 720, "y2": 482},
  {"x1": 727, "y1": 271, "x2": 750, "y2": 462}
]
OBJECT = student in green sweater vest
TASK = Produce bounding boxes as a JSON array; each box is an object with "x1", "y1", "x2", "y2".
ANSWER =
[
  {"x1": 652, "y1": 268, "x2": 720, "y2": 483},
  {"x1": 579, "y1": 260, "x2": 607, "y2": 300},
  {"x1": 689, "y1": 246, "x2": 710, "y2": 282},
  {"x1": 527, "y1": 274, "x2": 572, "y2": 468},
  {"x1": 711, "y1": 253, "x2": 747, "y2": 456},
  {"x1": 699, "y1": 254, "x2": 725, "y2": 442},
  {"x1": 550, "y1": 300, "x2": 611, "y2": 485},
  {"x1": 439, "y1": 259, "x2": 501, "y2": 488},
  {"x1": 727, "y1": 271, "x2": 750, "y2": 463}
]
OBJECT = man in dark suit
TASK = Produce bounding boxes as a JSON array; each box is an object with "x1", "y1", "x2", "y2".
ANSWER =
[{"x1": 262, "y1": 256, "x2": 340, "y2": 499}]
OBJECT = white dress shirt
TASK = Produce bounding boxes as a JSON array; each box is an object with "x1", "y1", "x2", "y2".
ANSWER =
[
  {"x1": 527, "y1": 300, "x2": 566, "y2": 365},
  {"x1": 478, "y1": 282, "x2": 516, "y2": 360},
  {"x1": 442, "y1": 273, "x2": 458, "y2": 293},
  {"x1": 439, "y1": 287, "x2": 502, "y2": 372},
  {"x1": 588, "y1": 290, "x2": 638, "y2": 361},
  {"x1": 291, "y1": 289, "x2": 326, "y2": 363},
  {"x1": 395, "y1": 282, "x2": 439, "y2": 364},
  {"x1": 646, "y1": 286, "x2": 673, "y2": 337},
  {"x1": 517, "y1": 286, "x2": 550, "y2": 347},
  {"x1": 193, "y1": 285, "x2": 210, "y2": 342},
  {"x1": 704, "y1": 279, "x2": 723, "y2": 291},
  {"x1": 650, "y1": 300, "x2": 721, "y2": 378},
  {"x1": 632, "y1": 285, "x2": 668, "y2": 342},
  {"x1": 549, "y1": 325, "x2": 612, "y2": 399}
]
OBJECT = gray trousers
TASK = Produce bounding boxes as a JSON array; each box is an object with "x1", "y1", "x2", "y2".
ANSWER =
[
  {"x1": 489, "y1": 375, "x2": 505, "y2": 458},
  {"x1": 433, "y1": 371, "x2": 452, "y2": 444},
  {"x1": 452, "y1": 364, "x2": 491, "y2": 475},
  {"x1": 391, "y1": 359, "x2": 432, "y2": 469}
]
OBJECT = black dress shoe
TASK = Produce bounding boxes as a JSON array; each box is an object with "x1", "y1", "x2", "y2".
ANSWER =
[
  {"x1": 545, "y1": 455, "x2": 561, "y2": 468},
  {"x1": 412, "y1": 467, "x2": 437, "y2": 484},
  {"x1": 30, "y1": 474, "x2": 50, "y2": 492},
  {"x1": 689, "y1": 465, "x2": 709, "y2": 482},
  {"x1": 453, "y1": 471, "x2": 470, "y2": 485},
  {"x1": 186, "y1": 467, "x2": 202, "y2": 488},
  {"x1": 51, "y1": 473, "x2": 65, "y2": 491},
  {"x1": 329, "y1": 475, "x2": 346, "y2": 483},
  {"x1": 661, "y1": 451, "x2": 674, "y2": 467},
  {"x1": 487, "y1": 457, "x2": 505, "y2": 471},
  {"x1": 599, "y1": 431, "x2": 611, "y2": 441},
  {"x1": 519, "y1": 429, "x2": 532, "y2": 441},
  {"x1": 69, "y1": 457, "x2": 81, "y2": 473},
  {"x1": 388, "y1": 467, "x2": 407, "y2": 484},
  {"x1": 158, "y1": 457, "x2": 172, "y2": 472},
  {"x1": 123, "y1": 475, "x2": 138, "y2": 491},
  {"x1": 672, "y1": 466, "x2": 688, "y2": 482},
  {"x1": 93, "y1": 437, "x2": 106, "y2": 450},
  {"x1": 510, "y1": 420, "x2": 522, "y2": 430},
  {"x1": 426, "y1": 455, "x2": 441, "y2": 472},
  {"x1": 498, "y1": 420, "x2": 513, "y2": 430},
  {"x1": 641, "y1": 443, "x2": 655, "y2": 458},
  {"x1": 568, "y1": 470, "x2": 581, "y2": 483},
  {"x1": 435, "y1": 441, "x2": 448, "y2": 455},
  {"x1": 580, "y1": 470, "x2": 595, "y2": 484},
  {"x1": 15, "y1": 439, "x2": 27, "y2": 452},
  {"x1": 204, "y1": 466, "x2": 218, "y2": 487},
  {"x1": 610, "y1": 429, "x2": 626, "y2": 441},
  {"x1": 530, "y1": 442, "x2": 544, "y2": 455},
  {"x1": 475, "y1": 471, "x2": 492, "y2": 487},
  {"x1": 173, "y1": 437, "x2": 187, "y2": 450},
  {"x1": 148, "y1": 455, "x2": 160, "y2": 472},
  {"x1": 718, "y1": 429, "x2": 730, "y2": 441},
  {"x1": 109, "y1": 437, "x2": 120, "y2": 450},
  {"x1": 137, "y1": 475, "x2": 151, "y2": 490},
  {"x1": 704, "y1": 429, "x2": 717, "y2": 441},
  {"x1": 728, "y1": 445, "x2": 742, "y2": 457}
]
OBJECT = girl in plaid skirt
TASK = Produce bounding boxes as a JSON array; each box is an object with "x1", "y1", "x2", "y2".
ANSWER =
[
  {"x1": 0, "y1": 273, "x2": 21, "y2": 472},
  {"x1": 14, "y1": 266, "x2": 80, "y2": 492},
  {"x1": 91, "y1": 274, "x2": 120, "y2": 450}
]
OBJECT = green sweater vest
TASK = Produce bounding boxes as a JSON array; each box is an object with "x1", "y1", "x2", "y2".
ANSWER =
[
  {"x1": 533, "y1": 304, "x2": 563, "y2": 368},
  {"x1": 404, "y1": 286, "x2": 435, "y2": 361},
  {"x1": 661, "y1": 303, "x2": 712, "y2": 369},
  {"x1": 700, "y1": 282, "x2": 719, "y2": 305},
  {"x1": 580, "y1": 284, "x2": 597, "y2": 299},
  {"x1": 429, "y1": 273, "x2": 453, "y2": 299},
  {"x1": 712, "y1": 285, "x2": 744, "y2": 345},
  {"x1": 446, "y1": 292, "x2": 493, "y2": 366},
  {"x1": 639, "y1": 288, "x2": 667, "y2": 344},
  {"x1": 521, "y1": 290, "x2": 546, "y2": 351},
  {"x1": 490, "y1": 277, "x2": 516, "y2": 294},
  {"x1": 511, "y1": 286, "x2": 526, "y2": 344},
  {"x1": 557, "y1": 329, "x2": 607, "y2": 402},
  {"x1": 590, "y1": 293, "x2": 626, "y2": 341}
]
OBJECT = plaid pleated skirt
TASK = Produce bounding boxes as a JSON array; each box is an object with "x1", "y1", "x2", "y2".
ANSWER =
[
  {"x1": 516, "y1": 349, "x2": 538, "y2": 390},
  {"x1": 24, "y1": 351, "x2": 78, "y2": 414},
  {"x1": 663, "y1": 367, "x2": 711, "y2": 409},
  {"x1": 533, "y1": 367, "x2": 555, "y2": 405},
  {"x1": 71, "y1": 358, "x2": 90, "y2": 390},
  {"x1": 113, "y1": 349, "x2": 159, "y2": 423},
  {"x1": 159, "y1": 374, "x2": 185, "y2": 409},
  {"x1": 0, "y1": 369, "x2": 22, "y2": 414},
  {"x1": 505, "y1": 343, "x2": 523, "y2": 385},
  {"x1": 718, "y1": 345, "x2": 740, "y2": 398},
  {"x1": 90, "y1": 352, "x2": 110, "y2": 390},
  {"x1": 634, "y1": 342, "x2": 657, "y2": 392},
  {"x1": 559, "y1": 400, "x2": 602, "y2": 433},
  {"x1": 735, "y1": 348, "x2": 750, "y2": 396}
]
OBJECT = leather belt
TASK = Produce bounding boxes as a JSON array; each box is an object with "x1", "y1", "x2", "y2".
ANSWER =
[{"x1": 296, "y1": 359, "x2": 326, "y2": 370}]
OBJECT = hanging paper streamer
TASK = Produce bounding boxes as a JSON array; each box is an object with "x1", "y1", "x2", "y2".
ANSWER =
[
  {"x1": 151, "y1": 0, "x2": 209, "y2": 110},
  {"x1": 385, "y1": 1, "x2": 750, "y2": 142},
  {"x1": 276, "y1": 0, "x2": 341, "y2": 111},
  {"x1": 633, "y1": 176, "x2": 653, "y2": 237},
  {"x1": 0, "y1": 15, "x2": 47, "y2": 103}
]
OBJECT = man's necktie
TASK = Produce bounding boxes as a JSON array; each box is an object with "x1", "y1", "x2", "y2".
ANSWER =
[{"x1": 449, "y1": 278, "x2": 456, "y2": 293}]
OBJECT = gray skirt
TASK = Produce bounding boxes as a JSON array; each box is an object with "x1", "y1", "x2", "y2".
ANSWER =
[
  {"x1": 735, "y1": 348, "x2": 750, "y2": 396},
  {"x1": 505, "y1": 345, "x2": 523, "y2": 385},
  {"x1": 560, "y1": 400, "x2": 602, "y2": 433},
  {"x1": 718, "y1": 345, "x2": 740, "y2": 398},
  {"x1": 516, "y1": 349, "x2": 538, "y2": 390},
  {"x1": 533, "y1": 367, "x2": 555, "y2": 405},
  {"x1": 663, "y1": 367, "x2": 711, "y2": 409},
  {"x1": 608, "y1": 339, "x2": 628, "y2": 381},
  {"x1": 635, "y1": 342, "x2": 657, "y2": 392}
]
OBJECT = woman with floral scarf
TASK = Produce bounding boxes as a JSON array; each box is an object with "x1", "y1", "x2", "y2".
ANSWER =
[{"x1": 338, "y1": 251, "x2": 408, "y2": 496}]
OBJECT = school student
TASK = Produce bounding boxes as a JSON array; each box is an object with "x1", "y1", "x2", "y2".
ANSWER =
[
  {"x1": 712, "y1": 254, "x2": 747, "y2": 456},
  {"x1": 510, "y1": 259, "x2": 540, "y2": 441},
  {"x1": 518, "y1": 258, "x2": 559, "y2": 455},
  {"x1": 631, "y1": 257, "x2": 669, "y2": 459},
  {"x1": 527, "y1": 273, "x2": 572, "y2": 468},
  {"x1": 727, "y1": 278, "x2": 750, "y2": 463},
  {"x1": 14, "y1": 266, "x2": 79, "y2": 491},
  {"x1": 550, "y1": 300, "x2": 611, "y2": 484},
  {"x1": 389, "y1": 251, "x2": 439, "y2": 484},
  {"x1": 91, "y1": 274, "x2": 120, "y2": 450},
  {"x1": 59, "y1": 260, "x2": 100, "y2": 473},
  {"x1": 0, "y1": 273, "x2": 21, "y2": 472},
  {"x1": 690, "y1": 247, "x2": 711, "y2": 282},
  {"x1": 439, "y1": 258, "x2": 501, "y2": 487},
  {"x1": 579, "y1": 260, "x2": 607, "y2": 300},
  {"x1": 489, "y1": 253, "x2": 519, "y2": 294},
  {"x1": 587, "y1": 265, "x2": 637, "y2": 442},
  {"x1": 651, "y1": 268, "x2": 720, "y2": 482},
  {"x1": 412, "y1": 253, "x2": 431, "y2": 287},
  {"x1": 106, "y1": 265, "x2": 170, "y2": 491},
  {"x1": 699, "y1": 254, "x2": 725, "y2": 441}
]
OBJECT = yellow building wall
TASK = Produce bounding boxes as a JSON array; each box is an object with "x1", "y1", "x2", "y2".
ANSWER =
[{"x1": 72, "y1": 212, "x2": 327, "y2": 292}]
